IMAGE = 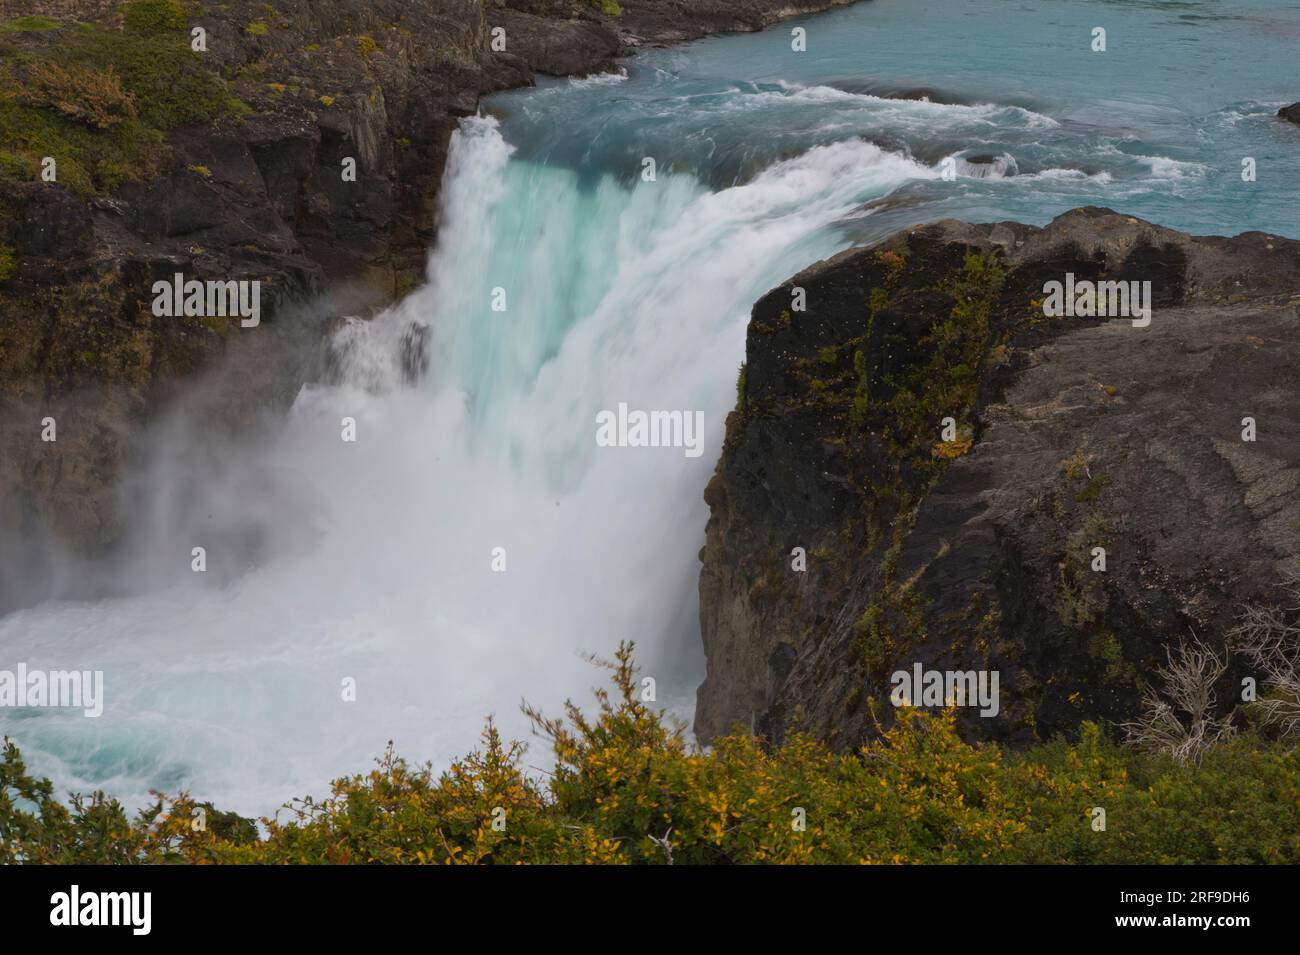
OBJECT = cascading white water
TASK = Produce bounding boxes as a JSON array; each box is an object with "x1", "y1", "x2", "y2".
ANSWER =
[{"x1": 0, "y1": 116, "x2": 935, "y2": 817}]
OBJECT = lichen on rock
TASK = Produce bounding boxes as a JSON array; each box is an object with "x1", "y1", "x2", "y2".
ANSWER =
[{"x1": 697, "y1": 207, "x2": 1300, "y2": 750}]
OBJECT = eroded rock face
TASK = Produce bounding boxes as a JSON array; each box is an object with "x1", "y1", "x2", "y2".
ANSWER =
[
  {"x1": 1278, "y1": 102, "x2": 1300, "y2": 125},
  {"x1": 697, "y1": 208, "x2": 1300, "y2": 748}
]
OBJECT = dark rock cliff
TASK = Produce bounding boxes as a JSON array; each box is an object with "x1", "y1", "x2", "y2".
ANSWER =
[
  {"x1": 0, "y1": 0, "x2": 860, "y2": 603},
  {"x1": 697, "y1": 208, "x2": 1300, "y2": 748}
]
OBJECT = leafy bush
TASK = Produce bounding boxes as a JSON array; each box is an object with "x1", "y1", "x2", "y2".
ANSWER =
[
  {"x1": 3, "y1": 644, "x2": 1298, "y2": 864},
  {"x1": 0, "y1": 15, "x2": 246, "y2": 195},
  {"x1": 0, "y1": 96, "x2": 163, "y2": 195},
  {"x1": 18, "y1": 63, "x2": 138, "y2": 129},
  {"x1": 1, "y1": 16, "x2": 62, "y2": 33},
  {"x1": 63, "y1": 25, "x2": 246, "y2": 130},
  {"x1": 121, "y1": 0, "x2": 188, "y2": 35}
]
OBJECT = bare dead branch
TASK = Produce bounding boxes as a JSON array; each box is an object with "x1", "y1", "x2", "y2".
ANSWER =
[{"x1": 1122, "y1": 633, "x2": 1235, "y2": 765}]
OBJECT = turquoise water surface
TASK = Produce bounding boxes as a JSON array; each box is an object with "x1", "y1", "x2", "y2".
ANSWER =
[{"x1": 493, "y1": 0, "x2": 1300, "y2": 240}]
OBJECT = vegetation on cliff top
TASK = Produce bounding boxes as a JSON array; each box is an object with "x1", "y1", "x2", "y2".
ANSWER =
[
  {"x1": 840, "y1": 247, "x2": 1006, "y2": 677},
  {"x1": 0, "y1": 1, "x2": 246, "y2": 196},
  {"x1": 3, "y1": 643, "x2": 1298, "y2": 864}
]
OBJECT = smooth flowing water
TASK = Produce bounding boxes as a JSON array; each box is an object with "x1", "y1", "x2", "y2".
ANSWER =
[{"x1": 4, "y1": 0, "x2": 1299, "y2": 816}]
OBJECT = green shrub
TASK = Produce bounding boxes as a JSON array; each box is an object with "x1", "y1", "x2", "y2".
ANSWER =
[
  {"x1": 1, "y1": 16, "x2": 62, "y2": 33},
  {"x1": 18, "y1": 62, "x2": 139, "y2": 129},
  {"x1": 0, "y1": 17, "x2": 247, "y2": 195},
  {"x1": 0, "y1": 151, "x2": 35, "y2": 179},
  {"x1": 849, "y1": 348, "x2": 870, "y2": 427},
  {"x1": 4, "y1": 644, "x2": 1299, "y2": 864},
  {"x1": 1074, "y1": 473, "x2": 1108, "y2": 503},
  {"x1": 853, "y1": 603, "x2": 894, "y2": 677},
  {"x1": 64, "y1": 25, "x2": 246, "y2": 129},
  {"x1": 0, "y1": 244, "x2": 16, "y2": 282},
  {"x1": 122, "y1": 0, "x2": 188, "y2": 35},
  {"x1": 0, "y1": 96, "x2": 162, "y2": 196}
]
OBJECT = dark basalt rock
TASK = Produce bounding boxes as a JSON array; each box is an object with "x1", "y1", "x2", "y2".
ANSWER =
[
  {"x1": 492, "y1": 11, "x2": 622, "y2": 77},
  {"x1": 1278, "y1": 102, "x2": 1300, "y2": 125},
  {"x1": 697, "y1": 207, "x2": 1300, "y2": 749}
]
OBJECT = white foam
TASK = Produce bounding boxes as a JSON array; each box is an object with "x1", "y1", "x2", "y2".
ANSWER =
[{"x1": 0, "y1": 120, "x2": 930, "y2": 817}]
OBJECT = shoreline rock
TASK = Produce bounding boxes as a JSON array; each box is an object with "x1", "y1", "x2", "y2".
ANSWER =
[{"x1": 696, "y1": 207, "x2": 1300, "y2": 748}]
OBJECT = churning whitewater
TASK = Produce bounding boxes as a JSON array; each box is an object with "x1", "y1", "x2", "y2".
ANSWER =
[{"x1": 0, "y1": 116, "x2": 934, "y2": 815}]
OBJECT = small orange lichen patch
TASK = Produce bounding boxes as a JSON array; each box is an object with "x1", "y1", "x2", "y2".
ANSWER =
[{"x1": 932, "y1": 436, "x2": 973, "y2": 459}]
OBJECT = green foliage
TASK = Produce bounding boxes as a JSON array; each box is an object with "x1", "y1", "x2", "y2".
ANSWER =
[
  {"x1": 0, "y1": 95, "x2": 163, "y2": 195},
  {"x1": 849, "y1": 348, "x2": 870, "y2": 427},
  {"x1": 195, "y1": 802, "x2": 259, "y2": 845},
  {"x1": 1057, "y1": 548, "x2": 1106, "y2": 630},
  {"x1": 245, "y1": 20, "x2": 269, "y2": 37},
  {"x1": 801, "y1": 248, "x2": 1009, "y2": 683},
  {"x1": 1090, "y1": 630, "x2": 1122, "y2": 665},
  {"x1": 853, "y1": 604, "x2": 894, "y2": 678},
  {"x1": 121, "y1": 0, "x2": 188, "y2": 35},
  {"x1": 355, "y1": 35, "x2": 379, "y2": 57},
  {"x1": 1054, "y1": 470, "x2": 1111, "y2": 632},
  {"x1": 876, "y1": 249, "x2": 1005, "y2": 472},
  {"x1": 869, "y1": 285, "x2": 890, "y2": 314},
  {"x1": 735, "y1": 362, "x2": 747, "y2": 413},
  {"x1": 0, "y1": 243, "x2": 15, "y2": 282},
  {"x1": 18, "y1": 62, "x2": 139, "y2": 129},
  {"x1": 65, "y1": 24, "x2": 246, "y2": 129},
  {"x1": 1088, "y1": 630, "x2": 1134, "y2": 683},
  {"x1": 1, "y1": 16, "x2": 62, "y2": 33},
  {"x1": 1074, "y1": 473, "x2": 1108, "y2": 503},
  {"x1": 0, "y1": 17, "x2": 246, "y2": 195},
  {"x1": 5, "y1": 644, "x2": 1298, "y2": 864},
  {"x1": 1, "y1": 737, "x2": 187, "y2": 863},
  {"x1": 599, "y1": 0, "x2": 624, "y2": 16}
]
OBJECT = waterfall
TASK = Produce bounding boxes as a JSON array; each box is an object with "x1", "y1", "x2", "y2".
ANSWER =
[{"x1": 0, "y1": 116, "x2": 932, "y2": 815}]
